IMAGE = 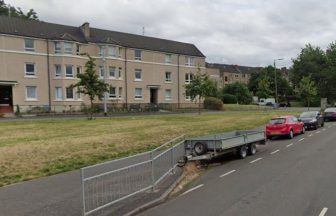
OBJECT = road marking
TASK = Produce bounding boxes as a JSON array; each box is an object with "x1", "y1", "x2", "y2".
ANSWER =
[
  {"x1": 286, "y1": 143, "x2": 293, "y2": 148},
  {"x1": 316, "y1": 131, "x2": 321, "y2": 134},
  {"x1": 318, "y1": 207, "x2": 328, "y2": 216},
  {"x1": 270, "y1": 149, "x2": 280, "y2": 155},
  {"x1": 298, "y1": 138, "x2": 305, "y2": 142},
  {"x1": 220, "y1": 170, "x2": 236, "y2": 178},
  {"x1": 249, "y1": 157, "x2": 263, "y2": 164},
  {"x1": 309, "y1": 134, "x2": 313, "y2": 137},
  {"x1": 182, "y1": 184, "x2": 204, "y2": 196}
]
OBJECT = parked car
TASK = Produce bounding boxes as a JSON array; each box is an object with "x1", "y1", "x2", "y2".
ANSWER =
[
  {"x1": 266, "y1": 115, "x2": 305, "y2": 139},
  {"x1": 299, "y1": 111, "x2": 324, "y2": 130},
  {"x1": 324, "y1": 107, "x2": 336, "y2": 121}
]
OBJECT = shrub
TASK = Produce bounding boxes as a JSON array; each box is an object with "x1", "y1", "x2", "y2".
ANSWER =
[
  {"x1": 204, "y1": 97, "x2": 223, "y2": 110},
  {"x1": 222, "y1": 93, "x2": 237, "y2": 104}
]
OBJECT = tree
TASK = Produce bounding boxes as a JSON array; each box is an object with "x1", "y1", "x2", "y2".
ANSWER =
[
  {"x1": 70, "y1": 54, "x2": 109, "y2": 120},
  {"x1": 0, "y1": 0, "x2": 38, "y2": 20},
  {"x1": 185, "y1": 69, "x2": 217, "y2": 114},
  {"x1": 297, "y1": 76, "x2": 317, "y2": 110},
  {"x1": 256, "y1": 75, "x2": 273, "y2": 99},
  {"x1": 223, "y1": 82, "x2": 252, "y2": 104}
]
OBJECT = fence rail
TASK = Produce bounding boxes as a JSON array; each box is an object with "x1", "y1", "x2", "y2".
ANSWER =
[{"x1": 81, "y1": 135, "x2": 186, "y2": 216}]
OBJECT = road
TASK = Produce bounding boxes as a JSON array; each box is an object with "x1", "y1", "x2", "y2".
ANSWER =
[{"x1": 140, "y1": 123, "x2": 336, "y2": 216}]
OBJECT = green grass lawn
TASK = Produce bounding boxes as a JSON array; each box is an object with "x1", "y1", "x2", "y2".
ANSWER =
[{"x1": 0, "y1": 110, "x2": 298, "y2": 186}]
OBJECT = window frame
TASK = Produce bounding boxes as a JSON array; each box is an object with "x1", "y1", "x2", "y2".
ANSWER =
[
  {"x1": 134, "y1": 49, "x2": 142, "y2": 60},
  {"x1": 165, "y1": 54, "x2": 172, "y2": 64},
  {"x1": 24, "y1": 38, "x2": 35, "y2": 52},
  {"x1": 65, "y1": 87, "x2": 74, "y2": 100},
  {"x1": 99, "y1": 66, "x2": 105, "y2": 79},
  {"x1": 65, "y1": 65, "x2": 74, "y2": 78},
  {"x1": 76, "y1": 44, "x2": 80, "y2": 55},
  {"x1": 165, "y1": 89, "x2": 172, "y2": 100},
  {"x1": 165, "y1": 71, "x2": 172, "y2": 82},
  {"x1": 185, "y1": 73, "x2": 193, "y2": 84},
  {"x1": 185, "y1": 56, "x2": 195, "y2": 66},
  {"x1": 55, "y1": 87, "x2": 63, "y2": 100},
  {"x1": 109, "y1": 66, "x2": 116, "y2": 78},
  {"x1": 109, "y1": 86, "x2": 117, "y2": 98},
  {"x1": 118, "y1": 87, "x2": 123, "y2": 98},
  {"x1": 135, "y1": 88, "x2": 143, "y2": 99},
  {"x1": 25, "y1": 63, "x2": 36, "y2": 77},
  {"x1": 135, "y1": 69, "x2": 142, "y2": 81},
  {"x1": 55, "y1": 64, "x2": 62, "y2": 78},
  {"x1": 54, "y1": 41, "x2": 61, "y2": 54},
  {"x1": 64, "y1": 42, "x2": 73, "y2": 55},
  {"x1": 26, "y1": 86, "x2": 37, "y2": 100}
]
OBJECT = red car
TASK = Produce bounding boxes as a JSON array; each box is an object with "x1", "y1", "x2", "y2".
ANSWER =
[{"x1": 266, "y1": 115, "x2": 305, "y2": 139}]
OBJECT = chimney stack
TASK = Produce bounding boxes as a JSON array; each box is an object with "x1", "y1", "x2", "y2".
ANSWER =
[{"x1": 80, "y1": 22, "x2": 90, "y2": 39}]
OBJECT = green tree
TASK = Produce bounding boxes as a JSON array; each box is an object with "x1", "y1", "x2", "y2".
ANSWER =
[
  {"x1": 70, "y1": 54, "x2": 109, "y2": 120},
  {"x1": 223, "y1": 82, "x2": 252, "y2": 104},
  {"x1": 0, "y1": 0, "x2": 38, "y2": 20},
  {"x1": 185, "y1": 69, "x2": 217, "y2": 114},
  {"x1": 256, "y1": 75, "x2": 273, "y2": 99},
  {"x1": 297, "y1": 76, "x2": 317, "y2": 109}
]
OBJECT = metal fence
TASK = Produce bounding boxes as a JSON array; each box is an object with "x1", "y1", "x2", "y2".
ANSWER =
[{"x1": 81, "y1": 135, "x2": 186, "y2": 216}]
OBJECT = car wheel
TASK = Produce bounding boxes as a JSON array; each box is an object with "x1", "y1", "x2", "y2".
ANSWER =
[
  {"x1": 194, "y1": 142, "x2": 207, "y2": 156},
  {"x1": 301, "y1": 126, "x2": 305, "y2": 134},
  {"x1": 237, "y1": 145, "x2": 247, "y2": 159},
  {"x1": 288, "y1": 129, "x2": 294, "y2": 139},
  {"x1": 248, "y1": 143, "x2": 257, "y2": 155}
]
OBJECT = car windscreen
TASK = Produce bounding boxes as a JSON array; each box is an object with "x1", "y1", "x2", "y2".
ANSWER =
[
  {"x1": 325, "y1": 108, "x2": 336, "y2": 112},
  {"x1": 300, "y1": 112, "x2": 316, "y2": 118},
  {"x1": 269, "y1": 118, "x2": 286, "y2": 125}
]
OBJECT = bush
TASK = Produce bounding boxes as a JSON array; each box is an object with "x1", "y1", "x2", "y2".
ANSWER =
[
  {"x1": 222, "y1": 82, "x2": 253, "y2": 104},
  {"x1": 222, "y1": 93, "x2": 237, "y2": 104},
  {"x1": 204, "y1": 97, "x2": 223, "y2": 110}
]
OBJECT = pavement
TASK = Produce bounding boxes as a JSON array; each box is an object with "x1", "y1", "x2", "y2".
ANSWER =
[{"x1": 140, "y1": 122, "x2": 336, "y2": 216}]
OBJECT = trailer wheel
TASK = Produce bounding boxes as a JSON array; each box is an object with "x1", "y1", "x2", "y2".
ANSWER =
[
  {"x1": 194, "y1": 142, "x2": 207, "y2": 156},
  {"x1": 248, "y1": 143, "x2": 257, "y2": 155},
  {"x1": 237, "y1": 145, "x2": 247, "y2": 159}
]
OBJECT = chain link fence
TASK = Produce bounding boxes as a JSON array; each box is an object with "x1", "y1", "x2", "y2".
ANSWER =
[{"x1": 81, "y1": 135, "x2": 186, "y2": 216}]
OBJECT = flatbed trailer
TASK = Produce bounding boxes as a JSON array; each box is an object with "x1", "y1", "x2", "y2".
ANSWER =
[{"x1": 185, "y1": 130, "x2": 266, "y2": 161}]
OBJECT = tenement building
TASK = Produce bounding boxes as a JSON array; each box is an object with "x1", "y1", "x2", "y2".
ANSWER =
[{"x1": 0, "y1": 16, "x2": 205, "y2": 113}]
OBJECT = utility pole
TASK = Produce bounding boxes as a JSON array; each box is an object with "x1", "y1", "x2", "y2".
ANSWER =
[
  {"x1": 102, "y1": 46, "x2": 107, "y2": 116},
  {"x1": 274, "y1": 58, "x2": 284, "y2": 104}
]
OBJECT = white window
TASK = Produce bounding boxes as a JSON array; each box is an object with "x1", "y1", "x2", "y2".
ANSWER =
[
  {"x1": 118, "y1": 67, "x2": 122, "y2": 78},
  {"x1": 165, "y1": 89, "x2": 172, "y2": 100},
  {"x1": 135, "y1": 69, "x2": 142, "y2": 81},
  {"x1": 55, "y1": 87, "x2": 62, "y2": 100},
  {"x1": 185, "y1": 73, "x2": 194, "y2": 84},
  {"x1": 109, "y1": 86, "x2": 116, "y2": 98},
  {"x1": 76, "y1": 66, "x2": 82, "y2": 75},
  {"x1": 185, "y1": 57, "x2": 194, "y2": 66},
  {"x1": 135, "y1": 49, "x2": 142, "y2": 60},
  {"x1": 185, "y1": 90, "x2": 191, "y2": 100},
  {"x1": 26, "y1": 86, "x2": 37, "y2": 100},
  {"x1": 64, "y1": 42, "x2": 73, "y2": 54},
  {"x1": 65, "y1": 65, "x2": 73, "y2": 78},
  {"x1": 118, "y1": 87, "x2": 122, "y2": 98},
  {"x1": 165, "y1": 54, "x2": 172, "y2": 64},
  {"x1": 54, "y1": 42, "x2": 61, "y2": 54},
  {"x1": 165, "y1": 72, "x2": 172, "y2": 82},
  {"x1": 24, "y1": 38, "x2": 35, "y2": 52},
  {"x1": 25, "y1": 63, "x2": 36, "y2": 76},
  {"x1": 99, "y1": 66, "x2": 104, "y2": 79},
  {"x1": 109, "y1": 66, "x2": 116, "y2": 78},
  {"x1": 108, "y1": 46, "x2": 117, "y2": 57},
  {"x1": 99, "y1": 46, "x2": 105, "y2": 57},
  {"x1": 76, "y1": 44, "x2": 80, "y2": 55},
  {"x1": 66, "y1": 87, "x2": 74, "y2": 99},
  {"x1": 135, "y1": 88, "x2": 142, "y2": 99},
  {"x1": 118, "y1": 47, "x2": 122, "y2": 57},
  {"x1": 55, "y1": 64, "x2": 62, "y2": 77}
]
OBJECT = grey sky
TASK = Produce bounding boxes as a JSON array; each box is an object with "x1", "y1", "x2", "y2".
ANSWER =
[{"x1": 6, "y1": 0, "x2": 336, "y2": 67}]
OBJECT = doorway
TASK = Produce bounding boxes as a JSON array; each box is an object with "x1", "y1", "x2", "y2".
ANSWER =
[
  {"x1": 0, "y1": 85, "x2": 13, "y2": 113},
  {"x1": 150, "y1": 88, "x2": 158, "y2": 104}
]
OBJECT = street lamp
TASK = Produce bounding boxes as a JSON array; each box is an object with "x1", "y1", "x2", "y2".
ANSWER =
[
  {"x1": 101, "y1": 46, "x2": 108, "y2": 116},
  {"x1": 274, "y1": 58, "x2": 284, "y2": 104}
]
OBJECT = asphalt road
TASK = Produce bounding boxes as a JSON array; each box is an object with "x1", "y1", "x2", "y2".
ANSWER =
[{"x1": 140, "y1": 122, "x2": 336, "y2": 216}]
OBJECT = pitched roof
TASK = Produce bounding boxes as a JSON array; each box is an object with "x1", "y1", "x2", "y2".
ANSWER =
[
  {"x1": 0, "y1": 16, "x2": 205, "y2": 57},
  {"x1": 206, "y1": 62, "x2": 262, "y2": 74}
]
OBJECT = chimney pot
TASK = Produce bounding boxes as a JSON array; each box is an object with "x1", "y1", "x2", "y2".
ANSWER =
[{"x1": 80, "y1": 22, "x2": 90, "y2": 39}]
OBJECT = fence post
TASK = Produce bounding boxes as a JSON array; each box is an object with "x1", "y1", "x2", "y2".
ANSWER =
[
  {"x1": 81, "y1": 168, "x2": 86, "y2": 216},
  {"x1": 171, "y1": 143, "x2": 175, "y2": 174},
  {"x1": 150, "y1": 152, "x2": 155, "y2": 190}
]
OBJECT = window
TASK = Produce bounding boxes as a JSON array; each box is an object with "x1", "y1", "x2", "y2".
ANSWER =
[
  {"x1": 165, "y1": 89, "x2": 172, "y2": 100},
  {"x1": 76, "y1": 44, "x2": 80, "y2": 55},
  {"x1": 54, "y1": 42, "x2": 61, "y2": 54},
  {"x1": 135, "y1": 88, "x2": 142, "y2": 99},
  {"x1": 242, "y1": 74, "x2": 246, "y2": 78},
  {"x1": 165, "y1": 54, "x2": 172, "y2": 64},
  {"x1": 185, "y1": 57, "x2": 194, "y2": 66},
  {"x1": 64, "y1": 42, "x2": 73, "y2": 54},
  {"x1": 55, "y1": 64, "x2": 62, "y2": 77},
  {"x1": 135, "y1": 69, "x2": 142, "y2": 80},
  {"x1": 224, "y1": 76, "x2": 228, "y2": 82},
  {"x1": 109, "y1": 66, "x2": 116, "y2": 78},
  {"x1": 185, "y1": 90, "x2": 191, "y2": 100},
  {"x1": 99, "y1": 66, "x2": 104, "y2": 79},
  {"x1": 118, "y1": 67, "x2": 122, "y2": 78},
  {"x1": 165, "y1": 72, "x2": 172, "y2": 82},
  {"x1": 235, "y1": 74, "x2": 239, "y2": 78},
  {"x1": 55, "y1": 87, "x2": 62, "y2": 100},
  {"x1": 26, "y1": 86, "x2": 37, "y2": 100},
  {"x1": 185, "y1": 73, "x2": 194, "y2": 83},
  {"x1": 135, "y1": 49, "x2": 142, "y2": 60},
  {"x1": 65, "y1": 65, "x2": 73, "y2": 78},
  {"x1": 25, "y1": 63, "x2": 36, "y2": 76},
  {"x1": 76, "y1": 66, "x2": 82, "y2": 75},
  {"x1": 108, "y1": 46, "x2": 117, "y2": 57},
  {"x1": 109, "y1": 86, "x2": 116, "y2": 98},
  {"x1": 118, "y1": 47, "x2": 122, "y2": 57},
  {"x1": 119, "y1": 87, "x2": 122, "y2": 98},
  {"x1": 76, "y1": 88, "x2": 82, "y2": 100},
  {"x1": 99, "y1": 46, "x2": 105, "y2": 57},
  {"x1": 24, "y1": 38, "x2": 35, "y2": 51},
  {"x1": 66, "y1": 87, "x2": 74, "y2": 99}
]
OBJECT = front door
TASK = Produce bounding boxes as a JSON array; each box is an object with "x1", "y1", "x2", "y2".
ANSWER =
[
  {"x1": 150, "y1": 88, "x2": 158, "y2": 104},
  {"x1": 0, "y1": 86, "x2": 13, "y2": 113}
]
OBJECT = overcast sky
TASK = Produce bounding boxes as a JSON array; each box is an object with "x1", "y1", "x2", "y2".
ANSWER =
[{"x1": 6, "y1": 0, "x2": 336, "y2": 67}]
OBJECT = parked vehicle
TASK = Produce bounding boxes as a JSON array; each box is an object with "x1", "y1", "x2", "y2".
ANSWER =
[
  {"x1": 259, "y1": 98, "x2": 275, "y2": 106},
  {"x1": 266, "y1": 116, "x2": 305, "y2": 139},
  {"x1": 185, "y1": 130, "x2": 266, "y2": 160},
  {"x1": 324, "y1": 107, "x2": 336, "y2": 121},
  {"x1": 299, "y1": 111, "x2": 324, "y2": 130}
]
